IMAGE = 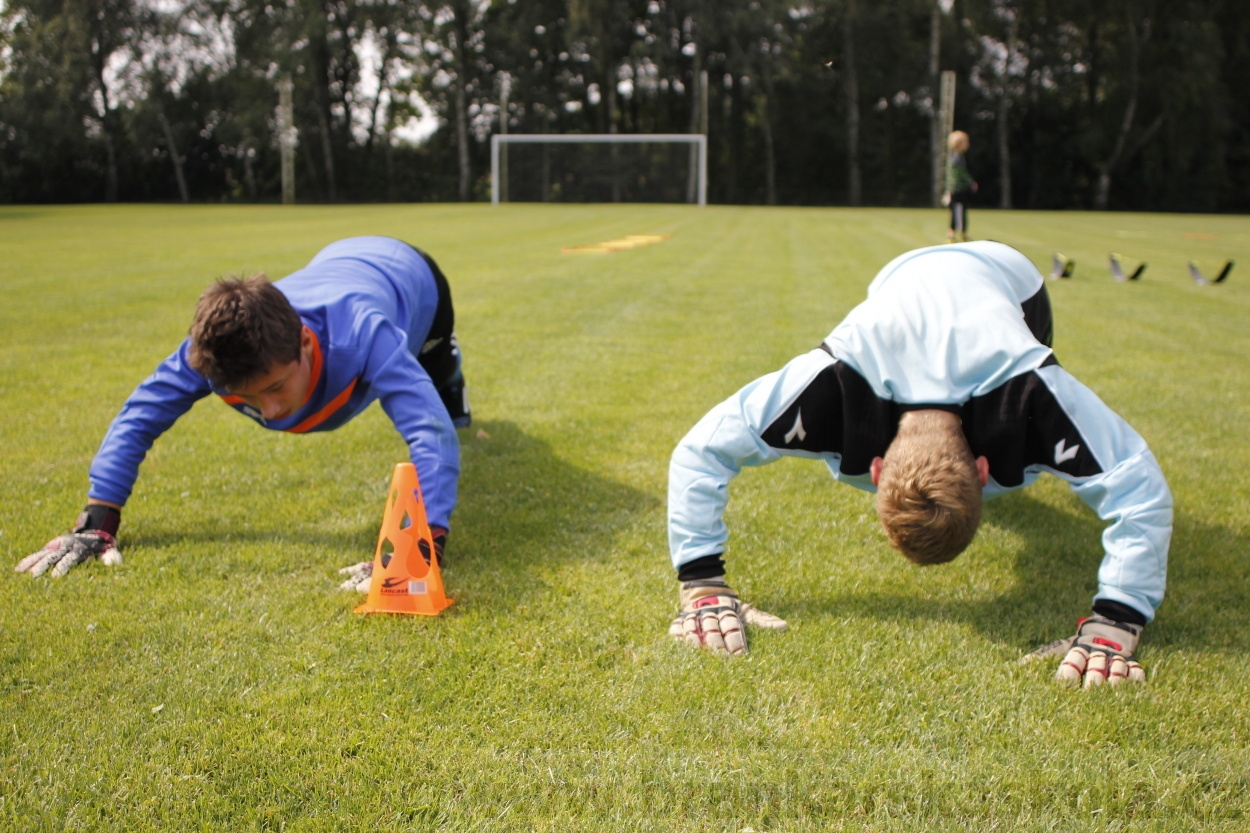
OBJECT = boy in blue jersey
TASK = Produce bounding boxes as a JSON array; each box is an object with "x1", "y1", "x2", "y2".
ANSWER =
[
  {"x1": 17, "y1": 237, "x2": 469, "y2": 586},
  {"x1": 668, "y1": 241, "x2": 1172, "y2": 688}
]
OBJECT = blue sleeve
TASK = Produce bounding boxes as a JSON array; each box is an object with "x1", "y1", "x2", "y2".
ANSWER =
[
  {"x1": 1035, "y1": 365, "x2": 1173, "y2": 622},
  {"x1": 88, "y1": 341, "x2": 212, "y2": 506},
  {"x1": 668, "y1": 350, "x2": 839, "y2": 570},
  {"x1": 362, "y1": 318, "x2": 460, "y2": 531}
]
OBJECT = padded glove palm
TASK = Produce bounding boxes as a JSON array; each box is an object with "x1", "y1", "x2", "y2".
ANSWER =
[
  {"x1": 1022, "y1": 614, "x2": 1146, "y2": 688},
  {"x1": 668, "y1": 577, "x2": 788, "y2": 656},
  {"x1": 17, "y1": 531, "x2": 122, "y2": 577},
  {"x1": 16, "y1": 506, "x2": 122, "y2": 578}
]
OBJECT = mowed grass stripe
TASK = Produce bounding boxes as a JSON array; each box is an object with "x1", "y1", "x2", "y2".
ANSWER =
[{"x1": 1, "y1": 204, "x2": 1248, "y2": 831}]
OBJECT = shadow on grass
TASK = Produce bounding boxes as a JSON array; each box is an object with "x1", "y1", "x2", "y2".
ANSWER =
[
  {"x1": 125, "y1": 420, "x2": 657, "y2": 607},
  {"x1": 786, "y1": 491, "x2": 1250, "y2": 655},
  {"x1": 448, "y1": 420, "x2": 659, "y2": 605}
]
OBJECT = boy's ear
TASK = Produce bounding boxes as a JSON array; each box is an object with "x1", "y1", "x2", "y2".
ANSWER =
[
  {"x1": 976, "y1": 456, "x2": 990, "y2": 487},
  {"x1": 300, "y1": 324, "x2": 314, "y2": 357}
]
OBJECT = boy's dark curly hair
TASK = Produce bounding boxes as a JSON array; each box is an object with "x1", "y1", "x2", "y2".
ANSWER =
[{"x1": 187, "y1": 275, "x2": 303, "y2": 390}]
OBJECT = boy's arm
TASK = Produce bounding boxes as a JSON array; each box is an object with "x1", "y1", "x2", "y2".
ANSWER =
[
  {"x1": 87, "y1": 340, "x2": 213, "y2": 507},
  {"x1": 668, "y1": 350, "x2": 846, "y2": 656},
  {"x1": 363, "y1": 320, "x2": 460, "y2": 532},
  {"x1": 668, "y1": 349, "x2": 842, "y2": 570},
  {"x1": 17, "y1": 342, "x2": 211, "y2": 577},
  {"x1": 1018, "y1": 365, "x2": 1171, "y2": 688},
  {"x1": 1032, "y1": 364, "x2": 1172, "y2": 624}
]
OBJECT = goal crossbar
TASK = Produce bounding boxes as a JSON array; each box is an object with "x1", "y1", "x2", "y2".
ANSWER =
[{"x1": 490, "y1": 133, "x2": 707, "y2": 206}]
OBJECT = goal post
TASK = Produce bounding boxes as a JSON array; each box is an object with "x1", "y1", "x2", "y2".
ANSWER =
[{"x1": 491, "y1": 134, "x2": 707, "y2": 207}]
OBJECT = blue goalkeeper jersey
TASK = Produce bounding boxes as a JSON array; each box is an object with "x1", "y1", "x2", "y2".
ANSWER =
[
  {"x1": 87, "y1": 236, "x2": 461, "y2": 529},
  {"x1": 668, "y1": 241, "x2": 1173, "y2": 621}
]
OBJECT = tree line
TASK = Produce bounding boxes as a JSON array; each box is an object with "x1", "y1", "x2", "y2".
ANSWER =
[{"x1": 1, "y1": 0, "x2": 1245, "y2": 211}]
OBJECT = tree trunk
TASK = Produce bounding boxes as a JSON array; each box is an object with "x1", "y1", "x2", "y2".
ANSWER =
[
  {"x1": 158, "y1": 112, "x2": 190, "y2": 203},
  {"x1": 308, "y1": 11, "x2": 337, "y2": 201},
  {"x1": 843, "y1": 0, "x2": 861, "y2": 206},
  {"x1": 384, "y1": 120, "x2": 397, "y2": 203},
  {"x1": 301, "y1": 125, "x2": 323, "y2": 201},
  {"x1": 94, "y1": 76, "x2": 119, "y2": 202},
  {"x1": 542, "y1": 143, "x2": 551, "y2": 201},
  {"x1": 318, "y1": 108, "x2": 337, "y2": 202},
  {"x1": 102, "y1": 125, "x2": 119, "y2": 203},
  {"x1": 1000, "y1": 93, "x2": 1010, "y2": 207},
  {"x1": 998, "y1": 12, "x2": 1018, "y2": 209},
  {"x1": 929, "y1": 1, "x2": 942, "y2": 207},
  {"x1": 727, "y1": 76, "x2": 742, "y2": 203},
  {"x1": 1094, "y1": 13, "x2": 1146, "y2": 210},
  {"x1": 242, "y1": 144, "x2": 258, "y2": 201},
  {"x1": 451, "y1": 18, "x2": 471, "y2": 202},
  {"x1": 365, "y1": 46, "x2": 391, "y2": 155},
  {"x1": 608, "y1": 66, "x2": 620, "y2": 203},
  {"x1": 760, "y1": 88, "x2": 776, "y2": 206}
]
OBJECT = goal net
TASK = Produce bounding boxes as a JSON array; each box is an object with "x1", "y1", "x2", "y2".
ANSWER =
[{"x1": 491, "y1": 134, "x2": 707, "y2": 206}]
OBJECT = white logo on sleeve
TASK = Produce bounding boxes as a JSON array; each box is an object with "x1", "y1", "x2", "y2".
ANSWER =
[
  {"x1": 783, "y1": 411, "x2": 807, "y2": 444},
  {"x1": 1054, "y1": 438, "x2": 1080, "y2": 464},
  {"x1": 241, "y1": 404, "x2": 266, "y2": 426}
]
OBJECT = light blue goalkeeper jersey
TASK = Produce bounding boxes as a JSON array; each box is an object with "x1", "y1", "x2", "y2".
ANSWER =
[
  {"x1": 668, "y1": 241, "x2": 1172, "y2": 621},
  {"x1": 87, "y1": 236, "x2": 461, "y2": 530}
]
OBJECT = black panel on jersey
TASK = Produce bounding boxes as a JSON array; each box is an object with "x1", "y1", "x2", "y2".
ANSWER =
[
  {"x1": 963, "y1": 370, "x2": 1103, "y2": 487},
  {"x1": 760, "y1": 361, "x2": 896, "y2": 475},
  {"x1": 1020, "y1": 284, "x2": 1054, "y2": 348},
  {"x1": 761, "y1": 350, "x2": 1101, "y2": 488}
]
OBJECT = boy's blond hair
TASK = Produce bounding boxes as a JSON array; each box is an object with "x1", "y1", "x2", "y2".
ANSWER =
[
  {"x1": 948, "y1": 130, "x2": 970, "y2": 153},
  {"x1": 876, "y1": 411, "x2": 982, "y2": 565}
]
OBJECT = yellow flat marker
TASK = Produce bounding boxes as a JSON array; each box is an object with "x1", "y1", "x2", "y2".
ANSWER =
[{"x1": 562, "y1": 234, "x2": 670, "y2": 254}]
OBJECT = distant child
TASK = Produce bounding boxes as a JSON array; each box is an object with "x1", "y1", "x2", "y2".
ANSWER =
[
  {"x1": 943, "y1": 130, "x2": 978, "y2": 242},
  {"x1": 18, "y1": 237, "x2": 470, "y2": 587}
]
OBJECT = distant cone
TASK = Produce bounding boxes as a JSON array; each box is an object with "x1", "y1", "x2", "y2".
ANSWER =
[
  {"x1": 1050, "y1": 252, "x2": 1075, "y2": 280},
  {"x1": 355, "y1": 463, "x2": 454, "y2": 616}
]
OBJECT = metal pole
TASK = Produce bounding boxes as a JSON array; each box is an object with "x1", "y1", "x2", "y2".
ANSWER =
[
  {"x1": 490, "y1": 135, "x2": 500, "y2": 205},
  {"x1": 697, "y1": 135, "x2": 707, "y2": 207},
  {"x1": 499, "y1": 74, "x2": 510, "y2": 203}
]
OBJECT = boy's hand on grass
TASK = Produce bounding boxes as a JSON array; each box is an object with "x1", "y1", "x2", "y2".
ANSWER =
[
  {"x1": 16, "y1": 531, "x2": 122, "y2": 577},
  {"x1": 1020, "y1": 614, "x2": 1146, "y2": 689},
  {"x1": 338, "y1": 560, "x2": 374, "y2": 592},
  {"x1": 15, "y1": 505, "x2": 123, "y2": 578},
  {"x1": 339, "y1": 528, "x2": 447, "y2": 592},
  {"x1": 668, "y1": 577, "x2": 787, "y2": 656}
]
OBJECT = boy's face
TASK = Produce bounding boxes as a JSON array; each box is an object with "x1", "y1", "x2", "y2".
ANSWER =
[{"x1": 227, "y1": 326, "x2": 316, "y2": 421}]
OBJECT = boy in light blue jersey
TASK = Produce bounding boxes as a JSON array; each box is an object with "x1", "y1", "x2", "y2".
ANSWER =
[
  {"x1": 18, "y1": 237, "x2": 469, "y2": 585},
  {"x1": 668, "y1": 241, "x2": 1172, "y2": 688}
]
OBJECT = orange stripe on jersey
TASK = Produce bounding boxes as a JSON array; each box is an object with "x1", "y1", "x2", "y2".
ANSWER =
[
  {"x1": 220, "y1": 394, "x2": 245, "y2": 405},
  {"x1": 286, "y1": 378, "x2": 358, "y2": 434},
  {"x1": 301, "y1": 327, "x2": 324, "y2": 409}
]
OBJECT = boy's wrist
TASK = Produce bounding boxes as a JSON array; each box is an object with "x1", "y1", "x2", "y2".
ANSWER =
[
  {"x1": 74, "y1": 504, "x2": 122, "y2": 537},
  {"x1": 87, "y1": 498, "x2": 123, "y2": 510}
]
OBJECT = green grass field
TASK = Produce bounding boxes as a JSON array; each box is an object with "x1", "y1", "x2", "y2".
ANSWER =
[{"x1": 2, "y1": 203, "x2": 1249, "y2": 831}]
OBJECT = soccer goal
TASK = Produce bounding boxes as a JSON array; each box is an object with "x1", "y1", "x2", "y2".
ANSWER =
[{"x1": 491, "y1": 134, "x2": 707, "y2": 206}]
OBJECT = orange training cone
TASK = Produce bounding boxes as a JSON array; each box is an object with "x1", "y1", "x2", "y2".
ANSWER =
[{"x1": 355, "y1": 463, "x2": 454, "y2": 616}]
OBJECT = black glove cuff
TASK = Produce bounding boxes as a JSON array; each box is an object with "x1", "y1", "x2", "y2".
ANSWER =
[
  {"x1": 677, "y1": 553, "x2": 726, "y2": 582},
  {"x1": 74, "y1": 505, "x2": 121, "y2": 537},
  {"x1": 1092, "y1": 599, "x2": 1147, "y2": 627}
]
